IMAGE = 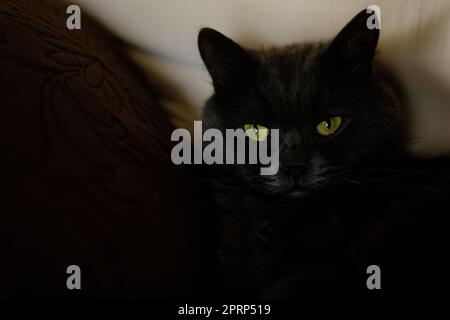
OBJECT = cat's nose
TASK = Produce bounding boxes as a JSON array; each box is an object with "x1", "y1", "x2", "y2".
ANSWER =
[
  {"x1": 282, "y1": 159, "x2": 308, "y2": 170},
  {"x1": 285, "y1": 166, "x2": 305, "y2": 183},
  {"x1": 283, "y1": 158, "x2": 306, "y2": 167},
  {"x1": 280, "y1": 148, "x2": 308, "y2": 168}
]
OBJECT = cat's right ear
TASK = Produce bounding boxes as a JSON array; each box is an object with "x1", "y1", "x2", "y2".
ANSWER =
[
  {"x1": 322, "y1": 9, "x2": 380, "y2": 78},
  {"x1": 198, "y1": 28, "x2": 257, "y2": 94}
]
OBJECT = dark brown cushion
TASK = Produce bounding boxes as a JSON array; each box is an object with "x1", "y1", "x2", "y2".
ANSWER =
[{"x1": 0, "y1": 0, "x2": 216, "y2": 298}]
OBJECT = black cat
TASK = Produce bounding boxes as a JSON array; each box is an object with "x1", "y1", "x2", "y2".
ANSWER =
[{"x1": 197, "y1": 10, "x2": 450, "y2": 299}]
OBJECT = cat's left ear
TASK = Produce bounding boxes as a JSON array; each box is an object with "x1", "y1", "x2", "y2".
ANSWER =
[
  {"x1": 198, "y1": 28, "x2": 257, "y2": 95},
  {"x1": 323, "y1": 9, "x2": 380, "y2": 77}
]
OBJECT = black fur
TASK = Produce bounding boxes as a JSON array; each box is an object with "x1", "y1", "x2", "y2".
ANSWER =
[{"x1": 198, "y1": 10, "x2": 450, "y2": 298}]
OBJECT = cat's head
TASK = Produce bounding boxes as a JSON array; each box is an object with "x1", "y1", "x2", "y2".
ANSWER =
[{"x1": 198, "y1": 10, "x2": 404, "y2": 198}]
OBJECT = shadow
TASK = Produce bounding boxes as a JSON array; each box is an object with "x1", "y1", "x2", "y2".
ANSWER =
[{"x1": 378, "y1": 6, "x2": 450, "y2": 157}]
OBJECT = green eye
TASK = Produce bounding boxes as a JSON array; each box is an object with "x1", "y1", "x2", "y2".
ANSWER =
[
  {"x1": 316, "y1": 116, "x2": 342, "y2": 136},
  {"x1": 244, "y1": 124, "x2": 270, "y2": 141}
]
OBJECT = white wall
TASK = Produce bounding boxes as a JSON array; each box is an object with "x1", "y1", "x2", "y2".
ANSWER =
[{"x1": 78, "y1": 0, "x2": 450, "y2": 156}]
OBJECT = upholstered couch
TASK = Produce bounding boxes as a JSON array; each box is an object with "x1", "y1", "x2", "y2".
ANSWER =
[{"x1": 0, "y1": 0, "x2": 217, "y2": 298}]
